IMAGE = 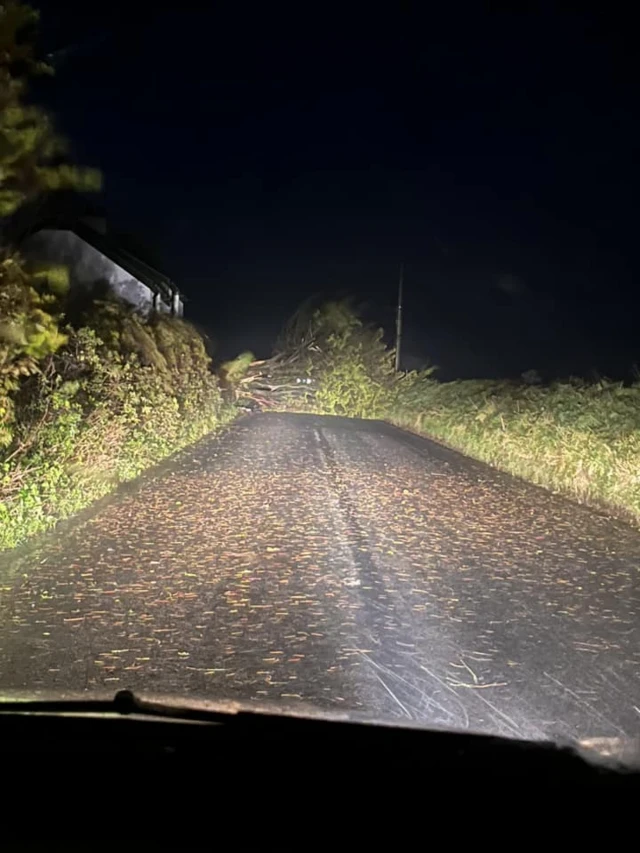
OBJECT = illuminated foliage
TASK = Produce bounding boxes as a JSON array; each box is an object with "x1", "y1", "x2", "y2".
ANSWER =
[
  {"x1": 0, "y1": 7, "x2": 231, "y2": 550},
  {"x1": 1, "y1": 305, "x2": 231, "y2": 550},
  {"x1": 311, "y1": 318, "x2": 396, "y2": 418},
  {"x1": 238, "y1": 300, "x2": 400, "y2": 415},
  {"x1": 1, "y1": 2, "x2": 100, "y2": 448},
  {"x1": 221, "y1": 351, "x2": 256, "y2": 384},
  {"x1": 0, "y1": 255, "x2": 68, "y2": 446},
  {"x1": 0, "y1": 2, "x2": 100, "y2": 217},
  {"x1": 389, "y1": 377, "x2": 640, "y2": 524},
  {"x1": 264, "y1": 299, "x2": 640, "y2": 524}
]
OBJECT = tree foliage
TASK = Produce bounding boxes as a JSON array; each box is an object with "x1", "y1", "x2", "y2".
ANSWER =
[
  {"x1": 0, "y1": 2, "x2": 100, "y2": 446},
  {"x1": 0, "y1": 254, "x2": 68, "y2": 445},
  {"x1": 221, "y1": 350, "x2": 257, "y2": 382},
  {"x1": 235, "y1": 300, "x2": 402, "y2": 416},
  {"x1": 0, "y1": 2, "x2": 101, "y2": 217},
  {"x1": 302, "y1": 302, "x2": 397, "y2": 418}
]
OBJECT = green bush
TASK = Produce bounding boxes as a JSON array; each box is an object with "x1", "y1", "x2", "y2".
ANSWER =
[
  {"x1": 0, "y1": 307, "x2": 233, "y2": 550},
  {"x1": 0, "y1": 254, "x2": 70, "y2": 449},
  {"x1": 313, "y1": 325, "x2": 396, "y2": 418},
  {"x1": 274, "y1": 301, "x2": 398, "y2": 417}
]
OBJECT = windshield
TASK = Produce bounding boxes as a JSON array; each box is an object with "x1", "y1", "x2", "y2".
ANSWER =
[{"x1": 1, "y1": 3, "x2": 639, "y2": 745}]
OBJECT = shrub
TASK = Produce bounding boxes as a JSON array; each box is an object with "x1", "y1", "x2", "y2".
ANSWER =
[
  {"x1": 0, "y1": 254, "x2": 69, "y2": 448},
  {"x1": 0, "y1": 305, "x2": 231, "y2": 550},
  {"x1": 313, "y1": 324, "x2": 396, "y2": 418},
  {"x1": 272, "y1": 301, "x2": 399, "y2": 417}
]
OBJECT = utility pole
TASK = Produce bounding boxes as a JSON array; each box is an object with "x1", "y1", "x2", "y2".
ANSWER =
[{"x1": 395, "y1": 263, "x2": 404, "y2": 372}]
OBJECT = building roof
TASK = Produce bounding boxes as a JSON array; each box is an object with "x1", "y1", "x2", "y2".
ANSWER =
[
  {"x1": 70, "y1": 219, "x2": 179, "y2": 303},
  {"x1": 40, "y1": 219, "x2": 180, "y2": 305},
  {"x1": 13, "y1": 195, "x2": 182, "y2": 306}
]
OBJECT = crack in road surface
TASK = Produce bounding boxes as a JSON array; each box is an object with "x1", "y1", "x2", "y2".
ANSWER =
[{"x1": 1, "y1": 413, "x2": 639, "y2": 741}]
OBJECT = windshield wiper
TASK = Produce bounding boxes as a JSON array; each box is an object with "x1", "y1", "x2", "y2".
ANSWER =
[
  {"x1": 3, "y1": 689, "x2": 639, "y2": 775},
  {"x1": 0, "y1": 689, "x2": 233, "y2": 724}
]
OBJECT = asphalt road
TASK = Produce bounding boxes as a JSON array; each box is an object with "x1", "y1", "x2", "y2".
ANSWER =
[{"x1": 1, "y1": 413, "x2": 639, "y2": 742}]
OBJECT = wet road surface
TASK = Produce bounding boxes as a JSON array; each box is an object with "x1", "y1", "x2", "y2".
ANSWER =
[{"x1": 1, "y1": 413, "x2": 639, "y2": 741}]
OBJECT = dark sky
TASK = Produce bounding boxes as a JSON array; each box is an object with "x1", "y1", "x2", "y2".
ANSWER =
[{"x1": 34, "y1": 1, "x2": 639, "y2": 378}]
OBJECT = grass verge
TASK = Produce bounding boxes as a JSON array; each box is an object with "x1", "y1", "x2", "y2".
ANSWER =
[{"x1": 387, "y1": 378, "x2": 640, "y2": 525}]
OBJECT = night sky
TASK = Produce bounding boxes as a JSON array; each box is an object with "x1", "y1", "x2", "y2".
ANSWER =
[{"x1": 34, "y1": 2, "x2": 638, "y2": 379}]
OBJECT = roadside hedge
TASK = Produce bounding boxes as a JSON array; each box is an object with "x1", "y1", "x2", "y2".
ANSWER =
[{"x1": 0, "y1": 301, "x2": 232, "y2": 551}]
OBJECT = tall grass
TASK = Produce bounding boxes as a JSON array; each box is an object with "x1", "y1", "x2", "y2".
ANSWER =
[
  {"x1": 268, "y1": 300, "x2": 640, "y2": 523},
  {"x1": 389, "y1": 377, "x2": 640, "y2": 523}
]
